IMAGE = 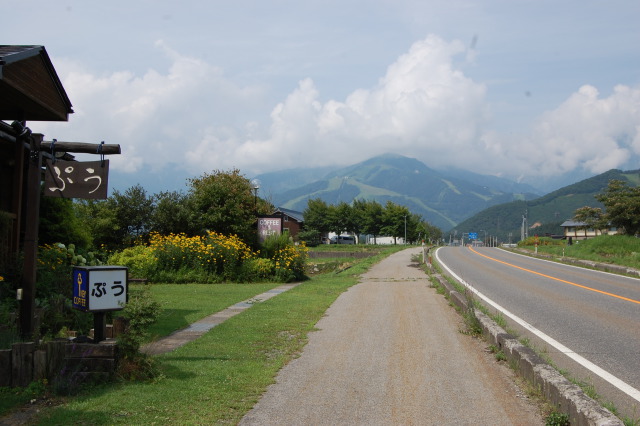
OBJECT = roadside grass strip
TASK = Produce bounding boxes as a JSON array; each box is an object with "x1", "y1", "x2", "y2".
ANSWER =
[{"x1": 34, "y1": 248, "x2": 401, "y2": 425}]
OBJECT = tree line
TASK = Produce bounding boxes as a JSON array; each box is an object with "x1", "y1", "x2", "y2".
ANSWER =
[
  {"x1": 39, "y1": 169, "x2": 443, "y2": 251},
  {"x1": 301, "y1": 198, "x2": 442, "y2": 245},
  {"x1": 40, "y1": 169, "x2": 272, "y2": 252}
]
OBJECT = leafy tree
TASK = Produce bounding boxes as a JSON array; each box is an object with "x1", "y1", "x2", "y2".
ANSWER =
[
  {"x1": 151, "y1": 190, "x2": 194, "y2": 235},
  {"x1": 303, "y1": 198, "x2": 332, "y2": 238},
  {"x1": 74, "y1": 199, "x2": 123, "y2": 250},
  {"x1": 360, "y1": 200, "x2": 384, "y2": 244},
  {"x1": 594, "y1": 179, "x2": 640, "y2": 235},
  {"x1": 381, "y1": 201, "x2": 411, "y2": 244},
  {"x1": 329, "y1": 202, "x2": 354, "y2": 237},
  {"x1": 572, "y1": 206, "x2": 607, "y2": 237},
  {"x1": 111, "y1": 184, "x2": 155, "y2": 243},
  {"x1": 39, "y1": 194, "x2": 91, "y2": 249},
  {"x1": 188, "y1": 169, "x2": 268, "y2": 244}
]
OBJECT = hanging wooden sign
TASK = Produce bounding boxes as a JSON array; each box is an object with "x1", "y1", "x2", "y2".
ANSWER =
[{"x1": 44, "y1": 159, "x2": 109, "y2": 199}]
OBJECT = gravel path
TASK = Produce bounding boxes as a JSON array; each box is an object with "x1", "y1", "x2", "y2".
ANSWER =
[{"x1": 240, "y1": 247, "x2": 543, "y2": 425}]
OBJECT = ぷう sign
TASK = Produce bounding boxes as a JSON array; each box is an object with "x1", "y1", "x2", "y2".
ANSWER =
[{"x1": 72, "y1": 266, "x2": 128, "y2": 312}]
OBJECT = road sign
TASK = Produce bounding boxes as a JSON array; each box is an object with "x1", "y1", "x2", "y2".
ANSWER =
[{"x1": 469, "y1": 232, "x2": 478, "y2": 240}]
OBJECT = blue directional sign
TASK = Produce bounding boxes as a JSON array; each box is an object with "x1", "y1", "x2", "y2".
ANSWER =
[{"x1": 468, "y1": 232, "x2": 478, "y2": 240}]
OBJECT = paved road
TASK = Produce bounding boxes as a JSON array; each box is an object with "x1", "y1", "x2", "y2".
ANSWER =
[
  {"x1": 240, "y1": 247, "x2": 543, "y2": 425},
  {"x1": 436, "y1": 246, "x2": 640, "y2": 420}
]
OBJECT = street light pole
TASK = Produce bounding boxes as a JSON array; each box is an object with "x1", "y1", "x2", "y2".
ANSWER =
[
  {"x1": 404, "y1": 215, "x2": 407, "y2": 245},
  {"x1": 251, "y1": 179, "x2": 260, "y2": 214}
]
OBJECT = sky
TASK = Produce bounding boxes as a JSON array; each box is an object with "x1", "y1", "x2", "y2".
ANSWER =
[{"x1": 4, "y1": 0, "x2": 640, "y2": 195}]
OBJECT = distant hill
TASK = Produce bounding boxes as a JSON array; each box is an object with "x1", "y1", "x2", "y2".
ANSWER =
[
  {"x1": 452, "y1": 169, "x2": 640, "y2": 242},
  {"x1": 260, "y1": 153, "x2": 540, "y2": 230}
]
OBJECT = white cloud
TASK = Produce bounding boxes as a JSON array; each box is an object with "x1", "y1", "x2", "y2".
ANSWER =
[
  {"x1": 482, "y1": 84, "x2": 640, "y2": 179},
  {"x1": 36, "y1": 34, "x2": 640, "y2": 191},
  {"x1": 186, "y1": 35, "x2": 490, "y2": 173}
]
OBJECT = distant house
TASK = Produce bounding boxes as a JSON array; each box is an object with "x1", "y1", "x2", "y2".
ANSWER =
[
  {"x1": 560, "y1": 220, "x2": 618, "y2": 241},
  {"x1": 257, "y1": 207, "x2": 304, "y2": 243}
]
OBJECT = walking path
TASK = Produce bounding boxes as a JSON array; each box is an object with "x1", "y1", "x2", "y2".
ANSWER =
[
  {"x1": 141, "y1": 282, "x2": 301, "y2": 355},
  {"x1": 240, "y1": 247, "x2": 544, "y2": 425}
]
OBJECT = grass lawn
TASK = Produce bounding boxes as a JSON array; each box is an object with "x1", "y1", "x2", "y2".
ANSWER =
[
  {"x1": 30, "y1": 246, "x2": 405, "y2": 424},
  {"x1": 144, "y1": 282, "x2": 284, "y2": 340},
  {"x1": 519, "y1": 234, "x2": 640, "y2": 270}
]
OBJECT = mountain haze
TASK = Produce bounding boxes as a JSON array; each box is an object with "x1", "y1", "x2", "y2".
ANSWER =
[{"x1": 263, "y1": 154, "x2": 539, "y2": 230}]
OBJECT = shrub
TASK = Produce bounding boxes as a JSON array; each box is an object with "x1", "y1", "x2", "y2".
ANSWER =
[
  {"x1": 239, "y1": 258, "x2": 274, "y2": 281},
  {"x1": 108, "y1": 245, "x2": 157, "y2": 278},
  {"x1": 518, "y1": 236, "x2": 564, "y2": 247},
  {"x1": 116, "y1": 287, "x2": 161, "y2": 380}
]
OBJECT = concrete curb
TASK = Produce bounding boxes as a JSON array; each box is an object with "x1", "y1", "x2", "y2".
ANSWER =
[
  {"x1": 432, "y1": 273, "x2": 623, "y2": 426},
  {"x1": 510, "y1": 248, "x2": 640, "y2": 278}
]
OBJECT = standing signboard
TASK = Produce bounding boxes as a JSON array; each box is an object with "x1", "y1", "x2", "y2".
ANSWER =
[
  {"x1": 258, "y1": 217, "x2": 282, "y2": 243},
  {"x1": 72, "y1": 266, "x2": 127, "y2": 342},
  {"x1": 72, "y1": 266, "x2": 127, "y2": 312}
]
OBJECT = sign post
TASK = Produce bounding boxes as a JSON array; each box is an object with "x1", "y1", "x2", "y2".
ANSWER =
[{"x1": 72, "y1": 266, "x2": 128, "y2": 342}]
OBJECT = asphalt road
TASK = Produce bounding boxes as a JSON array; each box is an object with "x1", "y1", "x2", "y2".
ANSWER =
[
  {"x1": 240, "y1": 247, "x2": 543, "y2": 425},
  {"x1": 435, "y1": 246, "x2": 640, "y2": 419}
]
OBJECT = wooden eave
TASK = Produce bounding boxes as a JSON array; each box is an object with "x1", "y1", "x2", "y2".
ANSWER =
[{"x1": 0, "y1": 45, "x2": 73, "y2": 121}]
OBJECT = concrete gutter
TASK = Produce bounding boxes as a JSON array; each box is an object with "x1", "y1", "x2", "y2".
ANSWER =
[{"x1": 432, "y1": 272, "x2": 623, "y2": 426}]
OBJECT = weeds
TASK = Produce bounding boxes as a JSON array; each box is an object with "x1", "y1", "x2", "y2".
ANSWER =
[
  {"x1": 488, "y1": 345, "x2": 507, "y2": 362},
  {"x1": 545, "y1": 410, "x2": 570, "y2": 426}
]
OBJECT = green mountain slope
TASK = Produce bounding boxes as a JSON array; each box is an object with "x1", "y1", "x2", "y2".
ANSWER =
[
  {"x1": 453, "y1": 169, "x2": 640, "y2": 241},
  {"x1": 270, "y1": 154, "x2": 538, "y2": 230}
]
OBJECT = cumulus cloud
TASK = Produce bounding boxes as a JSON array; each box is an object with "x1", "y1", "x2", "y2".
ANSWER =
[
  {"x1": 480, "y1": 84, "x2": 640, "y2": 179},
  {"x1": 37, "y1": 35, "x2": 640, "y2": 190},
  {"x1": 186, "y1": 35, "x2": 489, "y2": 172},
  {"x1": 39, "y1": 41, "x2": 266, "y2": 175}
]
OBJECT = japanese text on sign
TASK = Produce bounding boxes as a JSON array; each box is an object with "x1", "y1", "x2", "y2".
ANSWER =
[{"x1": 44, "y1": 159, "x2": 109, "y2": 199}]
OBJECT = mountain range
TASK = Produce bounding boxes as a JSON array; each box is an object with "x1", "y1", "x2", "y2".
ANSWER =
[
  {"x1": 257, "y1": 153, "x2": 540, "y2": 231},
  {"x1": 256, "y1": 154, "x2": 640, "y2": 240}
]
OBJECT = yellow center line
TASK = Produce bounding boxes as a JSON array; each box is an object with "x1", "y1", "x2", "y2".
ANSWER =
[{"x1": 468, "y1": 247, "x2": 640, "y2": 305}]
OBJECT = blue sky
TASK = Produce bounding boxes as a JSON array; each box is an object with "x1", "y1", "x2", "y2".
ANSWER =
[{"x1": 4, "y1": 0, "x2": 640, "y2": 194}]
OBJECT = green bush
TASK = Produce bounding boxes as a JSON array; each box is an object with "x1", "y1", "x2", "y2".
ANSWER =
[
  {"x1": 518, "y1": 236, "x2": 564, "y2": 247},
  {"x1": 108, "y1": 245, "x2": 157, "y2": 278},
  {"x1": 240, "y1": 258, "x2": 274, "y2": 281},
  {"x1": 116, "y1": 287, "x2": 161, "y2": 380}
]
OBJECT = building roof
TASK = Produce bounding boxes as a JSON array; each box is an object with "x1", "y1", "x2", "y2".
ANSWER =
[
  {"x1": 274, "y1": 207, "x2": 304, "y2": 222},
  {"x1": 560, "y1": 220, "x2": 586, "y2": 227},
  {"x1": 0, "y1": 45, "x2": 73, "y2": 121}
]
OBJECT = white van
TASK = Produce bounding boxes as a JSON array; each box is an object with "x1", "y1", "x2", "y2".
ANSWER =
[{"x1": 330, "y1": 235, "x2": 355, "y2": 244}]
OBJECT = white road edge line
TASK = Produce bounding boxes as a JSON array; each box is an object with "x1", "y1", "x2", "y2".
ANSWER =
[{"x1": 434, "y1": 247, "x2": 640, "y2": 404}]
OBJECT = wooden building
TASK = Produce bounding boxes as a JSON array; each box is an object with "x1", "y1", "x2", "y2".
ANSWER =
[
  {"x1": 1, "y1": 45, "x2": 73, "y2": 337},
  {"x1": 560, "y1": 220, "x2": 618, "y2": 241},
  {"x1": 1, "y1": 45, "x2": 74, "y2": 259}
]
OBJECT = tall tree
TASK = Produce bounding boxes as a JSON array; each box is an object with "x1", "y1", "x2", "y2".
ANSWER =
[
  {"x1": 303, "y1": 198, "x2": 332, "y2": 238},
  {"x1": 381, "y1": 201, "x2": 411, "y2": 244},
  {"x1": 39, "y1": 194, "x2": 91, "y2": 249},
  {"x1": 188, "y1": 169, "x2": 263, "y2": 243},
  {"x1": 111, "y1": 184, "x2": 155, "y2": 242},
  {"x1": 151, "y1": 190, "x2": 194, "y2": 235},
  {"x1": 361, "y1": 200, "x2": 384, "y2": 244},
  {"x1": 595, "y1": 179, "x2": 640, "y2": 235}
]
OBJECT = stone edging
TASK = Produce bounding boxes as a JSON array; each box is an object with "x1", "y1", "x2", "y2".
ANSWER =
[{"x1": 432, "y1": 272, "x2": 623, "y2": 426}]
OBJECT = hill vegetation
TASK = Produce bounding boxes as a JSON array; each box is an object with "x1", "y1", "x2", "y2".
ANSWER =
[
  {"x1": 453, "y1": 169, "x2": 640, "y2": 242},
  {"x1": 269, "y1": 154, "x2": 538, "y2": 230}
]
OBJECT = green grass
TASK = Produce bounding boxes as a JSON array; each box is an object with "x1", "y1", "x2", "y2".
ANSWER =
[
  {"x1": 143, "y1": 282, "x2": 283, "y2": 340},
  {"x1": 521, "y1": 235, "x2": 640, "y2": 270},
  {"x1": 30, "y1": 247, "x2": 402, "y2": 424}
]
